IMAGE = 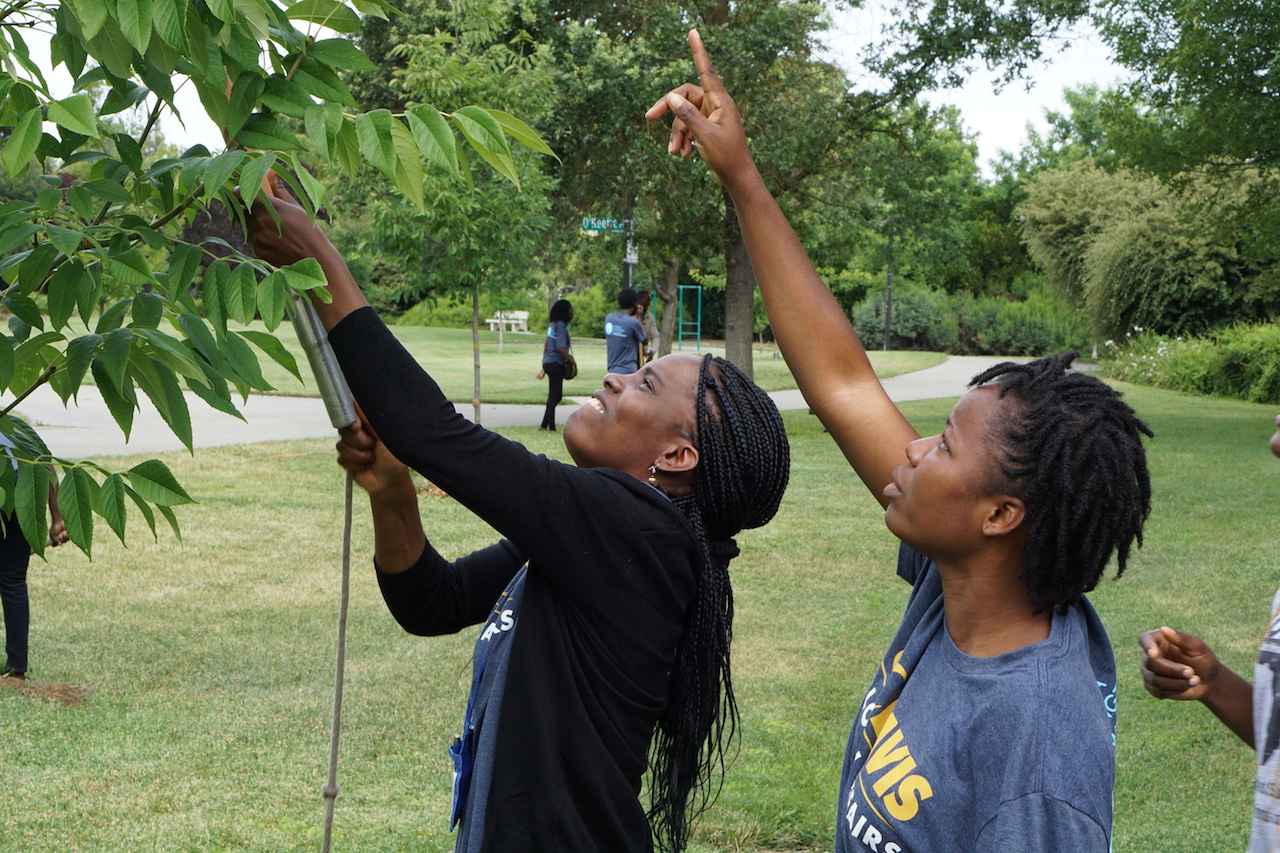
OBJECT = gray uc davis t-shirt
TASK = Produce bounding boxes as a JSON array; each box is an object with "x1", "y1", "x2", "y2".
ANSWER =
[{"x1": 837, "y1": 544, "x2": 1116, "y2": 853}]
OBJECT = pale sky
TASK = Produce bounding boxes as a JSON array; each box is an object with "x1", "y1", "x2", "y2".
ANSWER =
[{"x1": 820, "y1": 4, "x2": 1126, "y2": 175}]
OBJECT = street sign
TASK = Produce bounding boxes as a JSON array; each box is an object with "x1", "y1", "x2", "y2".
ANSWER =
[{"x1": 581, "y1": 216, "x2": 625, "y2": 233}]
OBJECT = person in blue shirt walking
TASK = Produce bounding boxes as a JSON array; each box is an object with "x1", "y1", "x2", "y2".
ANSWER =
[{"x1": 604, "y1": 288, "x2": 646, "y2": 375}]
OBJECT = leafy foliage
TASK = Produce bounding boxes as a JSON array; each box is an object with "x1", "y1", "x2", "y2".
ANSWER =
[{"x1": 0, "y1": 0, "x2": 549, "y2": 554}]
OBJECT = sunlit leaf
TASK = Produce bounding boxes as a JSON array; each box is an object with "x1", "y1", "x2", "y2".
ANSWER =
[
  {"x1": 47, "y1": 94, "x2": 100, "y2": 138},
  {"x1": 406, "y1": 104, "x2": 459, "y2": 177},
  {"x1": 486, "y1": 108, "x2": 556, "y2": 158}
]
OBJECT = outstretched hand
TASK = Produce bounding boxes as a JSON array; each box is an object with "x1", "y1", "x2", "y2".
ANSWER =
[
  {"x1": 1139, "y1": 626, "x2": 1221, "y2": 701},
  {"x1": 645, "y1": 29, "x2": 757, "y2": 188}
]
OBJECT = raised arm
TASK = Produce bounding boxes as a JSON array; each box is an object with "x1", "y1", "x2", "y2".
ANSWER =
[{"x1": 646, "y1": 31, "x2": 918, "y2": 505}]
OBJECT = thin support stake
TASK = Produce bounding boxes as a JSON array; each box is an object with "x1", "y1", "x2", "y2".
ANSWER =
[{"x1": 322, "y1": 470, "x2": 355, "y2": 853}]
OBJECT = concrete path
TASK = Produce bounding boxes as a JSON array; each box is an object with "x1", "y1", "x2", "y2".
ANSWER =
[{"x1": 14, "y1": 355, "x2": 1022, "y2": 459}]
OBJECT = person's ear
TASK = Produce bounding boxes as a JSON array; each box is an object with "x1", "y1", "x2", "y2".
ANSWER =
[
  {"x1": 981, "y1": 495, "x2": 1026, "y2": 538},
  {"x1": 660, "y1": 439, "x2": 698, "y2": 474},
  {"x1": 652, "y1": 441, "x2": 699, "y2": 494}
]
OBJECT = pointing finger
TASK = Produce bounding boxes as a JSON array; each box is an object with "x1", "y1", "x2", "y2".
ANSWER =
[{"x1": 688, "y1": 29, "x2": 722, "y2": 92}]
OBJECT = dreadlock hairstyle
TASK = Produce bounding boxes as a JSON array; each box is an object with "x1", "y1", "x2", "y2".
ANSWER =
[
  {"x1": 648, "y1": 354, "x2": 790, "y2": 853},
  {"x1": 969, "y1": 352, "x2": 1153, "y2": 612}
]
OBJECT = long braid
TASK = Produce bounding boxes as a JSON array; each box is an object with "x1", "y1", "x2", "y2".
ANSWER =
[
  {"x1": 648, "y1": 355, "x2": 790, "y2": 852},
  {"x1": 970, "y1": 352, "x2": 1153, "y2": 611}
]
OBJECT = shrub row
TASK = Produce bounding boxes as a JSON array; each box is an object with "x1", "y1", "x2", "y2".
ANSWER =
[
  {"x1": 851, "y1": 285, "x2": 1090, "y2": 356},
  {"x1": 1103, "y1": 322, "x2": 1280, "y2": 404}
]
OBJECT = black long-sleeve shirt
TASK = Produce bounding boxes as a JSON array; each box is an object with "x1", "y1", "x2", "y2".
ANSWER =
[{"x1": 329, "y1": 308, "x2": 701, "y2": 852}]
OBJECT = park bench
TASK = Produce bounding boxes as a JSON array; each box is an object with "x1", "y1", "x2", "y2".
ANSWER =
[{"x1": 485, "y1": 310, "x2": 529, "y2": 332}]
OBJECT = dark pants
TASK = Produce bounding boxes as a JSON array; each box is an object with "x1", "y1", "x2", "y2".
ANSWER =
[
  {"x1": 0, "y1": 513, "x2": 31, "y2": 673},
  {"x1": 541, "y1": 361, "x2": 565, "y2": 430}
]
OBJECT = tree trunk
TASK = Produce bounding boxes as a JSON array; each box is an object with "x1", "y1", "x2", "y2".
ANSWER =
[
  {"x1": 471, "y1": 282, "x2": 482, "y2": 423},
  {"x1": 723, "y1": 192, "x2": 756, "y2": 378},
  {"x1": 656, "y1": 255, "x2": 680, "y2": 357}
]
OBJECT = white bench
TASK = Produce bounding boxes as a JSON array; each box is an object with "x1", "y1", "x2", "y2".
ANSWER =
[{"x1": 485, "y1": 310, "x2": 529, "y2": 332}]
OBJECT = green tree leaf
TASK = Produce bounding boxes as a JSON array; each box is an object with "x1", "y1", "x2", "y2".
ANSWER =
[
  {"x1": 452, "y1": 106, "x2": 519, "y2": 186},
  {"x1": 239, "y1": 330, "x2": 301, "y2": 381},
  {"x1": 308, "y1": 37, "x2": 376, "y2": 70},
  {"x1": 15, "y1": 461, "x2": 49, "y2": 559},
  {"x1": 47, "y1": 259, "x2": 88, "y2": 330},
  {"x1": 167, "y1": 243, "x2": 203, "y2": 291},
  {"x1": 225, "y1": 262, "x2": 257, "y2": 325},
  {"x1": 334, "y1": 118, "x2": 361, "y2": 178},
  {"x1": 293, "y1": 56, "x2": 356, "y2": 107},
  {"x1": 91, "y1": 358, "x2": 137, "y2": 439},
  {"x1": 286, "y1": 0, "x2": 362, "y2": 33},
  {"x1": 47, "y1": 94, "x2": 100, "y2": 138},
  {"x1": 127, "y1": 459, "x2": 194, "y2": 506},
  {"x1": 227, "y1": 72, "x2": 267, "y2": 143},
  {"x1": 236, "y1": 114, "x2": 305, "y2": 152},
  {"x1": 53, "y1": 333, "x2": 102, "y2": 403},
  {"x1": 97, "y1": 472, "x2": 128, "y2": 542},
  {"x1": 151, "y1": 0, "x2": 187, "y2": 53},
  {"x1": 2, "y1": 107, "x2": 43, "y2": 177},
  {"x1": 96, "y1": 327, "x2": 135, "y2": 391},
  {"x1": 45, "y1": 223, "x2": 84, "y2": 256},
  {"x1": 485, "y1": 108, "x2": 556, "y2": 158},
  {"x1": 109, "y1": 247, "x2": 156, "y2": 287},
  {"x1": 406, "y1": 105, "x2": 459, "y2": 177},
  {"x1": 356, "y1": 109, "x2": 397, "y2": 179},
  {"x1": 57, "y1": 467, "x2": 96, "y2": 555},
  {"x1": 124, "y1": 484, "x2": 157, "y2": 539},
  {"x1": 391, "y1": 119, "x2": 425, "y2": 211},
  {"x1": 281, "y1": 257, "x2": 327, "y2": 291},
  {"x1": 129, "y1": 354, "x2": 193, "y2": 450},
  {"x1": 256, "y1": 270, "x2": 288, "y2": 331},
  {"x1": 117, "y1": 0, "x2": 153, "y2": 54}
]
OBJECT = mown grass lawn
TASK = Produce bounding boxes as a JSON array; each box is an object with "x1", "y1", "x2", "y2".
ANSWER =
[{"x1": 1, "y1": 381, "x2": 1275, "y2": 851}]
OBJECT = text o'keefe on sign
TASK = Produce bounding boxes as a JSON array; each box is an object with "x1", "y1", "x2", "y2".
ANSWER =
[{"x1": 581, "y1": 216, "x2": 625, "y2": 233}]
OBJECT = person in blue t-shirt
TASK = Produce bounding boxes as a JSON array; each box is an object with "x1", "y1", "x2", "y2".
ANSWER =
[
  {"x1": 604, "y1": 288, "x2": 646, "y2": 375},
  {"x1": 536, "y1": 299, "x2": 575, "y2": 432},
  {"x1": 649, "y1": 30, "x2": 1154, "y2": 852}
]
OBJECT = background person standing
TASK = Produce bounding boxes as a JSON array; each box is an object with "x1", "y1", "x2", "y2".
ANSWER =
[
  {"x1": 604, "y1": 288, "x2": 646, "y2": 375},
  {"x1": 536, "y1": 299, "x2": 574, "y2": 432}
]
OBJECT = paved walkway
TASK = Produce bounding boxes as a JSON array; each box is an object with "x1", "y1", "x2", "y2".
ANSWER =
[{"x1": 15, "y1": 355, "x2": 1022, "y2": 459}]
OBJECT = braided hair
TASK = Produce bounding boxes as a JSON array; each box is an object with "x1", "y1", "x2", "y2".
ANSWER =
[
  {"x1": 970, "y1": 352, "x2": 1152, "y2": 612},
  {"x1": 648, "y1": 354, "x2": 790, "y2": 853}
]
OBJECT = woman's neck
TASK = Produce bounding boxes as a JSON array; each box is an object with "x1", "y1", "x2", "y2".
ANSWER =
[{"x1": 934, "y1": 556, "x2": 1051, "y2": 657}]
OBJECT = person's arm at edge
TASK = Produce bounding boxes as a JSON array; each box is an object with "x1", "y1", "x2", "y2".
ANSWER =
[
  {"x1": 646, "y1": 30, "x2": 918, "y2": 504},
  {"x1": 1139, "y1": 625, "x2": 1254, "y2": 747}
]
